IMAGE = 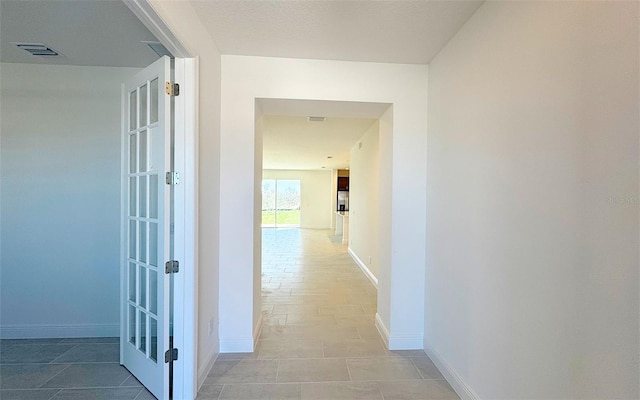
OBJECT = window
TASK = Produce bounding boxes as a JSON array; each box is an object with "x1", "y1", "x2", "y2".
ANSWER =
[{"x1": 262, "y1": 179, "x2": 301, "y2": 227}]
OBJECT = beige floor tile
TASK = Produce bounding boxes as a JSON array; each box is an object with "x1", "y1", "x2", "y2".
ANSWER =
[
  {"x1": 362, "y1": 305, "x2": 377, "y2": 314},
  {"x1": 323, "y1": 338, "x2": 387, "y2": 358},
  {"x1": 285, "y1": 314, "x2": 337, "y2": 326},
  {"x1": 259, "y1": 325, "x2": 304, "y2": 340},
  {"x1": 251, "y1": 229, "x2": 458, "y2": 397},
  {"x1": 196, "y1": 384, "x2": 224, "y2": 399},
  {"x1": 256, "y1": 339, "x2": 323, "y2": 359},
  {"x1": 216, "y1": 352, "x2": 259, "y2": 360},
  {"x1": 347, "y1": 357, "x2": 422, "y2": 381},
  {"x1": 219, "y1": 383, "x2": 302, "y2": 399},
  {"x1": 272, "y1": 304, "x2": 319, "y2": 315},
  {"x1": 356, "y1": 326, "x2": 384, "y2": 340},
  {"x1": 277, "y1": 359, "x2": 350, "y2": 383},
  {"x1": 204, "y1": 359, "x2": 278, "y2": 384},
  {"x1": 334, "y1": 315, "x2": 376, "y2": 327},
  {"x1": 263, "y1": 295, "x2": 305, "y2": 304},
  {"x1": 300, "y1": 382, "x2": 383, "y2": 400},
  {"x1": 387, "y1": 350, "x2": 427, "y2": 358},
  {"x1": 376, "y1": 380, "x2": 459, "y2": 399},
  {"x1": 306, "y1": 296, "x2": 348, "y2": 306},
  {"x1": 318, "y1": 305, "x2": 366, "y2": 316},
  {"x1": 300, "y1": 326, "x2": 360, "y2": 341},
  {"x1": 411, "y1": 357, "x2": 445, "y2": 380}
]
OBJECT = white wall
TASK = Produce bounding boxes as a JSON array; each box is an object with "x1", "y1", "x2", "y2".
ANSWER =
[
  {"x1": 425, "y1": 2, "x2": 639, "y2": 399},
  {"x1": 145, "y1": 0, "x2": 223, "y2": 389},
  {"x1": 220, "y1": 56, "x2": 428, "y2": 351},
  {"x1": 263, "y1": 169, "x2": 333, "y2": 229},
  {"x1": 376, "y1": 107, "x2": 394, "y2": 332},
  {"x1": 253, "y1": 113, "x2": 264, "y2": 345},
  {"x1": 0, "y1": 63, "x2": 139, "y2": 338},
  {"x1": 348, "y1": 121, "x2": 380, "y2": 280},
  {"x1": 331, "y1": 169, "x2": 338, "y2": 229}
]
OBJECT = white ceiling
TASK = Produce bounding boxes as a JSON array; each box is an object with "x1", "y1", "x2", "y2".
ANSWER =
[
  {"x1": 0, "y1": 0, "x2": 160, "y2": 67},
  {"x1": 192, "y1": 0, "x2": 484, "y2": 64},
  {"x1": 1, "y1": 0, "x2": 483, "y2": 170},
  {"x1": 226, "y1": 1, "x2": 486, "y2": 169},
  {"x1": 259, "y1": 99, "x2": 388, "y2": 170},
  {"x1": 263, "y1": 116, "x2": 376, "y2": 170}
]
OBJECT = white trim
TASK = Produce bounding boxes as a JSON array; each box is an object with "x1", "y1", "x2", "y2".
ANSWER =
[
  {"x1": 118, "y1": 3, "x2": 198, "y2": 397},
  {"x1": 123, "y1": 0, "x2": 191, "y2": 58},
  {"x1": 253, "y1": 314, "x2": 263, "y2": 349},
  {"x1": 375, "y1": 313, "x2": 390, "y2": 348},
  {"x1": 119, "y1": 83, "x2": 127, "y2": 365},
  {"x1": 424, "y1": 343, "x2": 481, "y2": 400},
  {"x1": 388, "y1": 334, "x2": 424, "y2": 350},
  {"x1": 171, "y1": 57, "x2": 198, "y2": 400},
  {"x1": 219, "y1": 337, "x2": 255, "y2": 353},
  {"x1": 348, "y1": 247, "x2": 378, "y2": 288},
  {"x1": 375, "y1": 314, "x2": 423, "y2": 350},
  {"x1": 1, "y1": 324, "x2": 119, "y2": 339},
  {"x1": 197, "y1": 348, "x2": 218, "y2": 391}
]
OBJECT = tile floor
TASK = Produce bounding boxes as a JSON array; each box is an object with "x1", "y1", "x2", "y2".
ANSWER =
[
  {"x1": 197, "y1": 228, "x2": 459, "y2": 400},
  {"x1": 0, "y1": 337, "x2": 155, "y2": 400},
  {"x1": 0, "y1": 229, "x2": 458, "y2": 400}
]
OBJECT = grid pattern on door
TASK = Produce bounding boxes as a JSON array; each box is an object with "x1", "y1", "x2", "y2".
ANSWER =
[{"x1": 127, "y1": 78, "x2": 161, "y2": 364}]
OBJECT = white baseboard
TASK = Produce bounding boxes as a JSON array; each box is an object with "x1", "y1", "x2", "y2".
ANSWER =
[
  {"x1": 197, "y1": 347, "x2": 219, "y2": 391},
  {"x1": 424, "y1": 342, "x2": 480, "y2": 400},
  {"x1": 374, "y1": 314, "x2": 423, "y2": 350},
  {"x1": 219, "y1": 337, "x2": 255, "y2": 353},
  {"x1": 253, "y1": 314, "x2": 263, "y2": 350},
  {"x1": 0, "y1": 324, "x2": 119, "y2": 339},
  {"x1": 219, "y1": 316, "x2": 262, "y2": 353},
  {"x1": 375, "y1": 313, "x2": 390, "y2": 347},
  {"x1": 388, "y1": 334, "x2": 424, "y2": 350},
  {"x1": 348, "y1": 248, "x2": 378, "y2": 288}
]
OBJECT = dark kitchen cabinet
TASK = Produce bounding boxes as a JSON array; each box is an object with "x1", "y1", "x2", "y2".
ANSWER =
[{"x1": 337, "y1": 177, "x2": 349, "y2": 191}]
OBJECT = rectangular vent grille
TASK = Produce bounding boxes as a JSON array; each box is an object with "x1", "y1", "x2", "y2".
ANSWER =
[{"x1": 14, "y1": 43, "x2": 59, "y2": 56}]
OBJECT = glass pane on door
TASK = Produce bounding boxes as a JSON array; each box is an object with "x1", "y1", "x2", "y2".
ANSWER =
[
  {"x1": 126, "y1": 72, "x2": 162, "y2": 368},
  {"x1": 123, "y1": 55, "x2": 170, "y2": 400}
]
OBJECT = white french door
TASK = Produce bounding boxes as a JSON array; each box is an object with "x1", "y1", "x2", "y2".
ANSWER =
[{"x1": 121, "y1": 55, "x2": 171, "y2": 400}]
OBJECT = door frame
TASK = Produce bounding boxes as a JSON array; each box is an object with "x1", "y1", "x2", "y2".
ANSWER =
[{"x1": 122, "y1": 2, "x2": 198, "y2": 399}]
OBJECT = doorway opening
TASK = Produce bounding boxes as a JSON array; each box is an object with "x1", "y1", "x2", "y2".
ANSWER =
[
  {"x1": 261, "y1": 179, "x2": 301, "y2": 227},
  {"x1": 256, "y1": 98, "x2": 389, "y2": 350}
]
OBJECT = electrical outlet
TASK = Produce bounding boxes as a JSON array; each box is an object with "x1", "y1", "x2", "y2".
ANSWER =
[
  {"x1": 208, "y1": 319, "x2": 214, "y2": 336},
  {"x1": 368, "y1": 256, "x2": 372, "y2": 264}
]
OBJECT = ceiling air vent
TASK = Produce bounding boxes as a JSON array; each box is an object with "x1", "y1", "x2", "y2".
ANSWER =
[
  {"x1": 307, "y1": 116, "x2": 326, "y2": 122},
  {"x1": 14, "y1": 43, "x2": 59, "y2": 56}
]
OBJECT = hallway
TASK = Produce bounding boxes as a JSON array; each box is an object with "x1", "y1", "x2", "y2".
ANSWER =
[{"x1": 198, "y1": 229, "x2": 458, "y2": 399}]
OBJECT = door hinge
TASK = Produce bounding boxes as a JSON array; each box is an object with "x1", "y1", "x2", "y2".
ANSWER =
[
  {"x1": 166, "y1": 172, "x2": 180, "y2": 185},
  {"x1": 164, "y1": 348, "x2": 178, "y2": 363},
  {"x1": 165, "y1": 82, "x2": 180, "y2": 96},
  {"x1": 165, "y1": 260, "x2": 180, "y2": 274}
]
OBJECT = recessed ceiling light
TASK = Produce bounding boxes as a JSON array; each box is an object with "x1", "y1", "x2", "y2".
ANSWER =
[{"x1": 307, "y1": 116, "x2": 326, "y2": 122}]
